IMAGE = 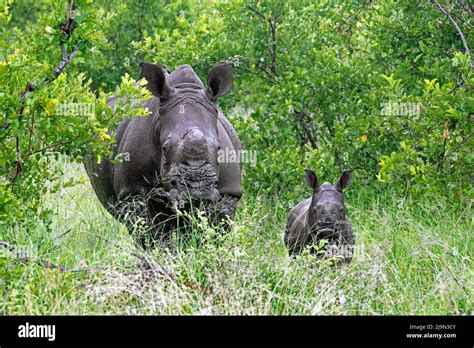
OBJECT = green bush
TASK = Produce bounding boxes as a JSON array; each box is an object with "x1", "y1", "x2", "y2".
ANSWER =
[
  {"x1": 0, "y1": 0, "x2": 150, "y2": 226},
  {"x1": 1, "y1": 0, "x2": 472, "y2": 227},
  {"x1": 132, "y1": 0, "x2": 473, "y2": 199}
]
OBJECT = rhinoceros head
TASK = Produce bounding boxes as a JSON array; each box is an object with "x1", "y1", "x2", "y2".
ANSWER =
[
  {"x1": 305, "y1": 169, "x2": 352, "y2": 241},
  {"x1": 140, "y1": 62, "x2": 233, "y2": 205}
]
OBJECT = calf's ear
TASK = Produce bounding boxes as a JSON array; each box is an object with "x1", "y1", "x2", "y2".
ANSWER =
[
  {"x1": 139, "y1": 62, "x2": 174, "y2": 99},
  {"x1": 336, "y1": 170, "x2": 353, "y2": 191},
  {"x1": 305, "y1": 169, "x2": 320, "y2": 192},
  {"x1": 206, "y1": 63, "x2": 233, "y2": 101}
]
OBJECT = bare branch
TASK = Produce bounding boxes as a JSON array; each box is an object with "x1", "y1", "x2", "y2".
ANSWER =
[
  {"x1": 62, "y1": 0, "x2": 77, "y2": 39},
  {"x1": 0, "y1": 240, "x2": 67, "y2": 272},
  {"x1": 247, "y1": 4, "x2": 280, "y2": 78},
  {"x1": 5, "y1": 0, "x2": 80, "y2": 188},
  {"x1": 432, "y1": 0, "x2": 473, "y2": 68},
  {"x1": 46, "y1": 47, "x2": 79, "y2": 83},
  {"x1": 296, "y1": 109, "x2": 318, "y2": 149},
  {"x1": 84, "y1": 231, "x2": 176, "y2": 284},
  {"x1": 2, "y1": 0, "x2": 79, "y2": 131},
  {"x1": 268, "y1": 15, "x2": 278, "y2": 76},
  {"x1": 8, "y1": 137, "x2": 22, "y2": 188},
  {"x1": 246, "y1": 5, "x2": 266, "y2": 21},
  {"x1": 431, "y1": 132, "x2": 472, "y2": 168}
]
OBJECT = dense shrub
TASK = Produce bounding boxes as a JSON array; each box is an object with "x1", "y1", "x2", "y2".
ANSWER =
[
  {"x1": 0, "y1": 0, "x2": 150, "y2": 226},
  {"x1": 1, "y1": 0, "x2": 472, "y2": 230},
  {"x1": 132, "y1": 0, "x2": 472, "y2": 199}
]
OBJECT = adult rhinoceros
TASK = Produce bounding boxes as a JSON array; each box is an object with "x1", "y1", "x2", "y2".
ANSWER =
[{"x1": 84, "y1": 62, "x2": 243, "y2": 248}]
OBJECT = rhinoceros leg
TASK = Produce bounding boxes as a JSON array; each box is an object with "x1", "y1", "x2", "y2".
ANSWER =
[
  {"x1": 313, "y1": 221, "x2": 355, "y2": 264},
  {"x1": 114, "y1": 193, "x2": 151, "y2": 249},
  {"x1": 114, "y1": 192, "x2": 176, "y2": 250},
  {"x1": 147, "y1": 197, "x2": 178, "y2": 249},
  {"x1": 337, "y1": 220, "x2": 355, "y2": 263},
  {"x1": 208, "y1": 194, "x2": 239, "y2": 232}
]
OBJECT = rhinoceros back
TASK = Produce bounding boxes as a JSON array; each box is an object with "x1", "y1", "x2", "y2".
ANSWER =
[{"x1": 284, "y1": 198, "x2": 311, "y2": 254}]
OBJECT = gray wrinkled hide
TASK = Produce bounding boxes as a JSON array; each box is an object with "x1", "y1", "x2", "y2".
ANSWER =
[
  {"x1": 284, "y1": 171, "x2": 355, "y2": 263},
  {"x1": 84, "y1": 64, "x2": 242, "y2": 247},
  {"x1": 284, "y1": 198, "x2": 354, "y2": 260}
]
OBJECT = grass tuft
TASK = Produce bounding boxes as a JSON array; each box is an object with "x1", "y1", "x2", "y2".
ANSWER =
[{"x1": 0, "y1": 163, "x2": 472, "y2": 315}]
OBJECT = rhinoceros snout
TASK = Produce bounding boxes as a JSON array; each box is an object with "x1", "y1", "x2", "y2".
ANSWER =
[
  {"x1": 319, "y1": 214, "x2": 336, "y2": 225},
  {"x1": 168, "y1": 187, "x2": 220, "y2": 210}
]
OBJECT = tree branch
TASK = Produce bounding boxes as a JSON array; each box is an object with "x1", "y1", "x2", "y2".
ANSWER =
[
  {"x1": 9, "y1": 137, "x2": 22, "y2": 188},
  {"x1": 268, "y1": 15, "x2": 278, "y2": 76},
  {"x1": 2, "y1": 0, "x2": 78, "y2": 131},
  {"x1": 247, "y1": 4, "x2": 280, "y2": 78},
  {"x1": 246, "y1": 5, "x2": 266, "y2": 21},
  {"x1": 296, "y1": 109, "x2": 318, "y2": 149},
  {"x1": 0, "y1": 240, "x2": 67, "y2": 272},
  {"x1": 83, "y1": 231, "x2": 176, "y2": 284},
  {"x1": 46, "y1": 47, "x2": 79, "y2": 84},
  {"x1": 431, "y1": 132, "x2": 472, "y2": 168},
  {"x1": 5, "y1": 0, "x2": 79, "y2": 188},
  {"x1": 432, "y1": 0, "x2": 473, "y2": 68}
]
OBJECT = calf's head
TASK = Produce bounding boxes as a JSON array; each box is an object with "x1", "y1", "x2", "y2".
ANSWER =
[
  {"x1": 140, "y1": 62, "x2": 233, "y2": 204},
  {"x1": 305, "y1": 169, "x2": 352, "y2": 241}
]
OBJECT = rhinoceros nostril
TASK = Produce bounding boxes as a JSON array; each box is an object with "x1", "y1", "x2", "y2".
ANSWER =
[{"x1": 319, "y1": 214, "x2": 336, "y2": 226}]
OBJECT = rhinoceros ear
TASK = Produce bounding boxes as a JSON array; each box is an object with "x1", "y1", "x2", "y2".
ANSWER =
[
  {"x1": 305, "y1": 169, "x2": 320, "y2": 193},
  {"x1": 206, "y1": 63, "x2": 233, "y2": 101},
  {"x1": 139, "y1": 62, "x2": 174, "y2": 99},
  {"x1": 336, "y1": 170, "x2": 353, "y2": 191}
]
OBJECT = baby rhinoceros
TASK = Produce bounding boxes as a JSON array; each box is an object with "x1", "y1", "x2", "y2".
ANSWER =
[{"x1": 284, "y1": 169, "x2": 355, "y2": 263}]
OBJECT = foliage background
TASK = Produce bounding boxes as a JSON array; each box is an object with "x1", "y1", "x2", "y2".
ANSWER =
[{"x1": 0, "y1": 0, "x2": 472, "y2": 315}]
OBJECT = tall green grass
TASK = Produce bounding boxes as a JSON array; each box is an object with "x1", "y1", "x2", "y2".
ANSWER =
[{"x1": 0, "y1": 162, "x2": 472, "y2": 314}]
